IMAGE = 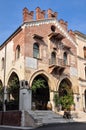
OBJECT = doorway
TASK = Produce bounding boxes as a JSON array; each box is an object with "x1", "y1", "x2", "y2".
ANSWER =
[{"x1": 32, "y1": 75, "x2": 50, "y2": 110}]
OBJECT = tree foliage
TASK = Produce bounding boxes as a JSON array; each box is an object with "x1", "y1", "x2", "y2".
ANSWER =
[
  {"x1": 32, "y1": 78, "x2": 46, "y2": 92},
  {"x1": 59, "y1": 81, "x2": 73, "y2": 96},
  {"x1": 7, "y1": 77, "x2": 19, "y2": 100},
  {"x1": 0, "y1": 84, "x2": 4, "y2": 100},
  {"x1": 59, "y1": 94, "x2": 74, "y2": 110},
  {"x1": 57, "y1": 80, "x2": 74, "y2": 110}
]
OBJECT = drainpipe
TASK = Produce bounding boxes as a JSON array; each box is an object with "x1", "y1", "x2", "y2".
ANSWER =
[{"x1": 3, "y1": 45, "x2": 7, "y2": 112}]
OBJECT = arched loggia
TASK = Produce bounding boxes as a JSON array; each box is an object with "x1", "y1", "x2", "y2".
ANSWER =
[
  {"x1": 7, "y1": 72, "x2": 20, "y2": 110},
  {"x1": 58, "y1": 78, "x2": 74, "y2": 110},
  {"x1": 59, "y1": 78, "x2": 72, "y2": 97},
  {"x1": 32, "y1": 74, "x2": 50, "y2": 110}
]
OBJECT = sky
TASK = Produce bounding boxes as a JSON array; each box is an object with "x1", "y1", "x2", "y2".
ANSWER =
[{"x1": 0, "y1": 0, "x2": 86, "y2": 45}]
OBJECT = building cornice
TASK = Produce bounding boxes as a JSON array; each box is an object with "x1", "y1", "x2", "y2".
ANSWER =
[
  {"x1": 75, "y1": 35, "x2": 86, "y2": 42},
  {"x1": 74, "y1": 30, "x2": 86, "y2": 39},
  {"x1": 0, "y1": 26, "x2": 22, "y2": 50}
]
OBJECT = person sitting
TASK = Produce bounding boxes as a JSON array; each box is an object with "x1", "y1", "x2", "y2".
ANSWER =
[{"x1": 63, "y1": 109, "x2": 71, "y2": 119}]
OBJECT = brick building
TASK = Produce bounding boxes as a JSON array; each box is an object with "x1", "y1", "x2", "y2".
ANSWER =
[{"x1": 0, "y1": 7, "x2": 84, "y2": 111}]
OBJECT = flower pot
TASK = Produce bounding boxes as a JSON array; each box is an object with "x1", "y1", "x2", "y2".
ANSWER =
[{"x1": 47, "y1": 101, "x2": 52, "y2": 110}]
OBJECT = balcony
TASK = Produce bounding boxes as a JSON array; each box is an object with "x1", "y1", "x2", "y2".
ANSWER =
[
  {"x1": 48, "y1": 32, "x2": 65, "y2": 41},
  {"x1": 49, "y1": 58, "x2": 69, "y2": 74},
  {"x1": 49, "y1": 58, "x2": 68, "y2": 66}
]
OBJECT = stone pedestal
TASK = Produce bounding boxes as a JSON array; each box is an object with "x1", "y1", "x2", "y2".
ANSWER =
[{"x1": 19, "y1": 80, "x2": 32, "y2": 111}]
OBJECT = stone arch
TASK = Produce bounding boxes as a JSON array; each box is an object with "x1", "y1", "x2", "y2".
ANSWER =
[
  {"x1": 58, "y1": 77, "x2": 74, "y2": 110},
  {"x1": 29, "y1": 69, "x2": 55, "y2": 110},
  {"x1": 57, "y1": 76, "x2": 72, "y2": 91},
  {"x1": 58, "y1": 78, "x2": 72, "y2": 97},
  {"x1": 29, "y1": 69, "x2": 55, "y2": 90},
  {"x1": 31, "y1": 73, "x2": 50, "y2": 110},
  {"x1": 6, "y1": 68, "x2": 22, "y2": 85},
  {"x1": 7, "y1": 71, "x2": 20, "y2": 110},
  {"x1": 7, "y1": 72, "x2": 19, "y2": 84}
]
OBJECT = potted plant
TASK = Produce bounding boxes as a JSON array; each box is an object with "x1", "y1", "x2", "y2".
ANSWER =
[{"x1": 59, "y1": 94, "x2": 74, "y2": 110}]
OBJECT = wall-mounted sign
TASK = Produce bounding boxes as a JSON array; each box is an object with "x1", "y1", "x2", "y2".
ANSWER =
[
  {"x1": 25, "y1": 57, "x2": 37, "y2": 69},
  {"x1": 70, "y1": 67, "x2": 78, "y2": 76}
]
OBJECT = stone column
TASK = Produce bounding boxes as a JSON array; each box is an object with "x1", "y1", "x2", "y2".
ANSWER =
[
  {"x1": 74, "y1": 94, "x2": 80, "y2": 111},
  {"x1": 3, "y1": 86, "x2": 8, "y2": 111},
  {"x1": 19, "y1": 80, "x2": 32, "y2": 111}
]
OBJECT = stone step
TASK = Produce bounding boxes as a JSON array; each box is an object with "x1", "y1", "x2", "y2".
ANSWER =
[
  {"x1": 28, "y1": 110, "x2": 65, "y2": 125},
  {"x1": 28, "y1": 111, "x2": 61, "y2": 117}
]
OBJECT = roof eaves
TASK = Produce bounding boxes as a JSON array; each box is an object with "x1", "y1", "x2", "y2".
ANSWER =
[{"x1": 0, "y1": 25, "x2": 22, "y2": 49}]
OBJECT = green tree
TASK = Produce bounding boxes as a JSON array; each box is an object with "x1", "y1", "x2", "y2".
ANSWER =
[
  {"x1": 7, "y1": 77, "x2": 19, "y2": 100},
  {"x1": 0, "y1": 85, "x2": 4, "y2": 101},
  {"x1": 6, "y1": 77, "x2": 20, "y2": 110},
  {"x1": 59, "y1": 80, "x2": 74, "y2": 110},
  {"x1": 59, "y1": 94, "x2": 74, "y2": 110},
  {"x1": 32, "y1": 78, "x2": 46, "y2": 93}
]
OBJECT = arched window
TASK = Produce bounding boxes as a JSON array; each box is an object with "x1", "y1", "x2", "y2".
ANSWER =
[
  {"x1": 16, "y1": 45, "x2": 20, "y2": 59},
  {"x1": 51, "y1": 52, "x2": 56, "y2": 64},
  {"x1": 33, "y1": 43, "x2": 39, "y2": 58},
  {"x1": 2, "y1": 57, "x2": 4, "y2": 69},
  {"x1": 83, "y1": 47, "x2": 86, "y2": 58},
  {"x1": 63, "y1": 52, "x2": 67, "y2": 65}
]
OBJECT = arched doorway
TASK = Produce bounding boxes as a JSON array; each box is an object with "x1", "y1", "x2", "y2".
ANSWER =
[
  {"x1": 85, "y1": 90, "x2": 86, "y2": 109},
  {"x1": 58, "y1": 78, "x2": 74, "y2": 110},
  {"x1": 32, "y1": 75, "x2": 50, "y2": 110},
  {"x1": 7, "y1": 72, "x2": 20, "y2": 110}
]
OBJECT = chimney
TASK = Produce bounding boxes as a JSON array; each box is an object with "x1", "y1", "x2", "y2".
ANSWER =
[
  {"x1": 36, "y1": 7, "x2": 45, "y2": 20},
  {"x1": 23, "y1": 7, "x2": 34, "y2": 22},
  {"x1": 47, "y1": 8, "x2": 57, "y2": 19},
  {"x1": 59, "y1": 19, "x2": 68, "y2": 31}
]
